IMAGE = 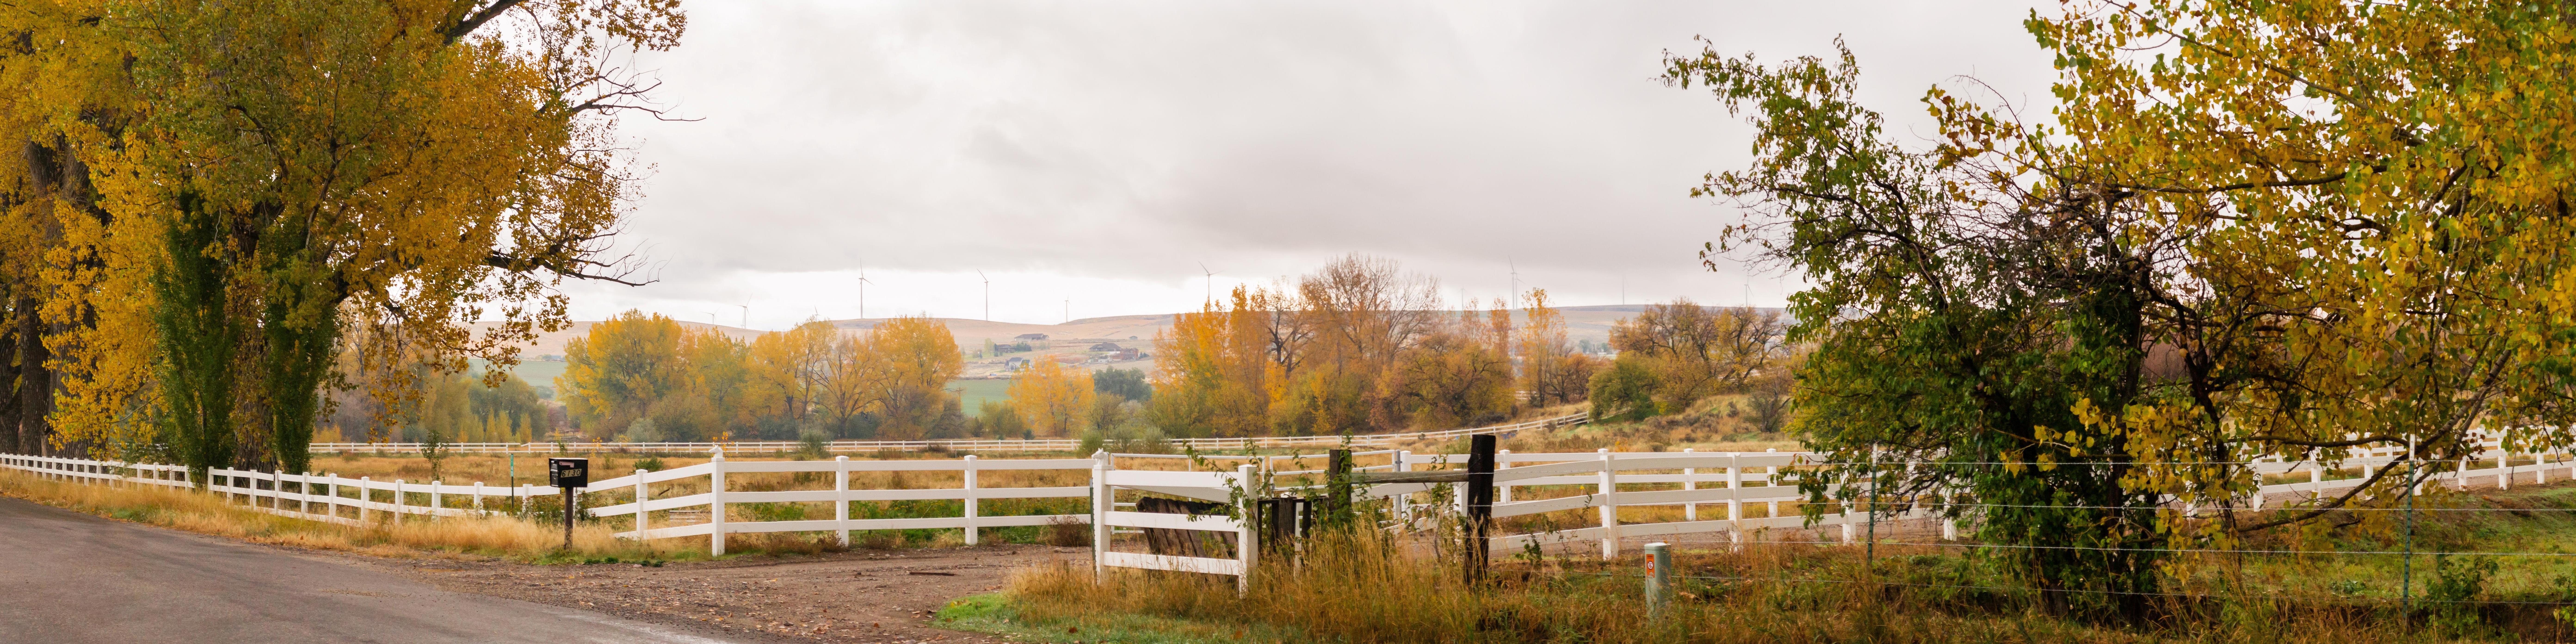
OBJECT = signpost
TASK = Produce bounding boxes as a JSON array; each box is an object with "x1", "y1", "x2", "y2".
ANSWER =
[{"x1": 548, "y1": 457, "x2": 588, "y2": 549}]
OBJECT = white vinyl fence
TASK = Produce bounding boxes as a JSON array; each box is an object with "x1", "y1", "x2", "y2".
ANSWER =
[
  {"x1": 0, "y1": 453, "x2": 571, "y2": 526},
  {"x1": 1384, "y1": 433, "x2": 2576, "y2": 559},
  {"x1": 16, "y1": 427, "x2": 2568, "y2": 582},
  {"x1": 582, "y1": 451, "x2": 1099, "y2": 556}
]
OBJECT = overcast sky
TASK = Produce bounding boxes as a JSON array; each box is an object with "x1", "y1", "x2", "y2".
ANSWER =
[{"x1": 563, "y1": 0, "x2": 2059, "y2": 330}]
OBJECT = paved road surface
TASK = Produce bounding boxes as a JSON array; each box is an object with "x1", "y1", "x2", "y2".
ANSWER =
[{"x1": 0, "y1": 496, "x2": 747, "y2": 644}]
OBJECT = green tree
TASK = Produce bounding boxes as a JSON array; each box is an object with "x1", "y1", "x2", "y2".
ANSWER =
[
  {"x1": 1667, "y1": 0, "x2": 2576, "y2": 618},
  {"x1": 1092, "y1": 367, "x2": 1152, "y2": 403}
]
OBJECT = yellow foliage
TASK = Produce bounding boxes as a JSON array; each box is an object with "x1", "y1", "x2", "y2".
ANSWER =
[{"x1": 1011, "y1": 360, "x2": 1094, "y2": 438}]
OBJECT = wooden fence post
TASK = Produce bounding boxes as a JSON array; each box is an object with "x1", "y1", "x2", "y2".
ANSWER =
[
  {"x1": 1464, "y1": 435, "x2": 1496, "y2": 585},
  {"x1": 1326, "y1": 449, "x2": 1353, "y2": 527}
]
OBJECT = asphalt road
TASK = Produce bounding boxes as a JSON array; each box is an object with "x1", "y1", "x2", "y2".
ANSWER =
[{"x1": 0, "y1": 496, "x2": 747, "y2": 644}]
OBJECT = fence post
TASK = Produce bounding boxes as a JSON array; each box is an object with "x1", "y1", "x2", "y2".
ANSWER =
[
  {"x1": 1682, "y1": 448, "x2": 1698, "y2": 522},
  {"x1": 1644, "y1": 542, "x2": 1671, "y2": 617},
  {"x1": 299, "y1": 473, "x2": 312, "y2": 516},
  {"x1": 1392, "y1": 450, "x2": 1412, "y2": 528},
  {"x1": 1465, "y1": 435, "x2": 1497, "y2": 585},
  {"x1": 393, "y1": 479, "x2": 406, "y2": 525},
  {"x1": 1766, "y1": 449, "x2": 1782, "y2": 520},
  {"x1": 473, "y1": 482, "x2": 485, "y2": 516},
  {"x1": 1236, "y1": 463, "x2": 1259, "y2": 597},
  {"x1": 1598, "y1": 448, "x2": 1618, "y2": 560},
  {"x1": 963, "y1": 455, "x2": 981, "y2": 546},
  {"x1": 633, "y1": 469, "x2": 649, "y2": 541},
  {"x1": 709, "y1": 447, "x2": 727, "y2": 557},
  {"x1": 833, "y1": 456, "x2": 850, "y2": 548},
  {"x1": 1497, "y1": 450, "x2": 1513, "y2": 504},
  {"x1": 430, "y1": 480, "x2": 443, "y2": 521},
  {"x1": 1091, "y1": 454, "x2": 1108, "y2": 580},
  {"x1": 1728, "y1": 454, "x2": 1745, "y2": 550}
]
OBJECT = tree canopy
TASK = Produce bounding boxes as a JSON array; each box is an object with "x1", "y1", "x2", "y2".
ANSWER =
[
  {"x1": 1666, "y1": 0, "x2": 2576, "y2": 616},
  {"x1": 1, "y1": 0, "x2": 685, "y2": 476}
]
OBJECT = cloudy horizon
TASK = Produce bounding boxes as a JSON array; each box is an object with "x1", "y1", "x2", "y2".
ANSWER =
[{"x1": 559, "y1": 0, "x2": 2059, "y2": 331}]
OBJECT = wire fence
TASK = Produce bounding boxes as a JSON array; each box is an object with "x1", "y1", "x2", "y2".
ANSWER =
[{"x1": 1549, "y1": 569, "x2": 2576, "y2": 606}]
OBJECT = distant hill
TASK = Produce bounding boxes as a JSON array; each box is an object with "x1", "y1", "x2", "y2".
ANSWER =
[{"x1": 472, "y1": 304, "x2": 1785, "y2": 367}]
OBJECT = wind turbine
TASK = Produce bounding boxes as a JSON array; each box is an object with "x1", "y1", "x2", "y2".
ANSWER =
[
  {"x1": 738, "y1": 304, "x2": 748, "y2": 330},
  {"x1": 1508, "y1": 258, "x2": 1521, "y2": 309},
  {"x1": 977, "y1": 270, "x2": 990, "y2": 321},
  {"x1": 1198, "y1": 262, "x2": 1216, "y2": 305},
  {"x1": 856, "y1": 268, "x2": 874, "y2": 319}
]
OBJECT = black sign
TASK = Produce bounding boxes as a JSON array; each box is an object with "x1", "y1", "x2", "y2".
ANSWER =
[{"x1": 548, "y1": 457, "x2": 589, "y2": 488}]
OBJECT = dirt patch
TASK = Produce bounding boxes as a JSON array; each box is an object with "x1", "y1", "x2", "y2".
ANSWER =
[{"x1": 382, "y1": 544, "x2": 1085, "y2": 643}]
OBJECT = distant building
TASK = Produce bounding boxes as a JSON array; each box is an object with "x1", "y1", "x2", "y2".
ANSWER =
[
  {"x1": 1112, "y1": 348, "x2": 1141, "y2": 361},
  {"x1": 1089, "y1": 342, "x2": 1123, "y2": 352},
  {"x1": 1015, "y1": 333, "x2": 1049, "y2": 341},
  {"x1": 1003, "y1": 357, "x2": 1032, "y2": 370}
]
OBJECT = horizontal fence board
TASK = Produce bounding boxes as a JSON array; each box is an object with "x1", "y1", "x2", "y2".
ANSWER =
[
  {"x1": 1103, "y1": 470, "x2": 1235, "y2": 489},
  {"x1": 1124, "y1": 485, "x2": 1235, "y2": 503},
  {"x1": 1102, "y1": 511, "x2": 1242, "y2": 532},
  {"x1": 1101, "y1": 552, "x2": 1243, "y2": 576}
]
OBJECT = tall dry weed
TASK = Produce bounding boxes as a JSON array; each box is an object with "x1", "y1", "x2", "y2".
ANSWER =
[{"x1": 1003, "y1": 526, "x2": 2443, "y2": 644}]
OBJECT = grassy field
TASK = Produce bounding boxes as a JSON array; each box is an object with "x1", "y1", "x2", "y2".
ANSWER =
[
  {"x1": 468, "y1": 357, "x2": 568, "y2": 394},
  {"x1": 946, "y1": 478, "x2": 2576, "y2": 644},
  {"x1": 950, "y1": 378, "x2": 1012, "y2": 412}
]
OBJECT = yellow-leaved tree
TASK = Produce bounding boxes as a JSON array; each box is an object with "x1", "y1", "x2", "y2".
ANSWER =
[
  {"x1": 1010, "y1": 360, "x2": 1094, "y2": 438},
  {"x1": 1665, "y1": 0, "x2": 2576, "y2": 614},
  {"x1": 0, "y1": 0, "x2": 687, "y2": 480}
]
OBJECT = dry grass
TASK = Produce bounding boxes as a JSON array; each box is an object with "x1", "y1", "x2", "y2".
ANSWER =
[
  {"x1": 997, "y1": 525, "x2": 2492, "y2": 644},
  {"x1": 0, "y1": 468, "x2": 688, "y2": 562}
]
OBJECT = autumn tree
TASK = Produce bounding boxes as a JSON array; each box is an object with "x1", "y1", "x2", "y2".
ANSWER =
[
  {"x1": 1602, "y1": 299, "x2": 1787, "y2": 413},
  {"x1": 1010, "y1": 360, "x2": 1095, "y2": 438},
  {"x1": 560, "y1": 311, "x2": 695, "y2": 440},
  {"x1": 857, "y1": 316, "x2": 965, "y2": 441},
  {"x1": 1148, "y1": 288, "x2": 1280, "y2": 438},
  {"x1": 1667, "y1": 0, "x2": 2576, "y2": 616},
  {"x1": 0, "y1": 0, "x2": 684, "y2": 478},
  {"x1": 1516, "y1": 289, "x2": 1599, "y2": 406},
  {"x1": 1388, "y1": 311, "x2": 1516, "y2": 428}
]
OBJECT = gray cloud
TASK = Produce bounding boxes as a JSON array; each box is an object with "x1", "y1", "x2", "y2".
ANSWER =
[{"x1": 564, "y1": 0, "x2": 2059, "y2": 328}]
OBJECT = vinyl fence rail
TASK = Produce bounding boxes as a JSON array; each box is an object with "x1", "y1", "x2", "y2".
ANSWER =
[
  {"x1": 1370, "y1": 431, "x2": 2576, "y2": 560},
  {"x1": 308, "y1": 412, "x2": 1589, "y2": 455},
  {"x1": 580, "y1": 450, "x2": 1100, "y2": 556}
]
